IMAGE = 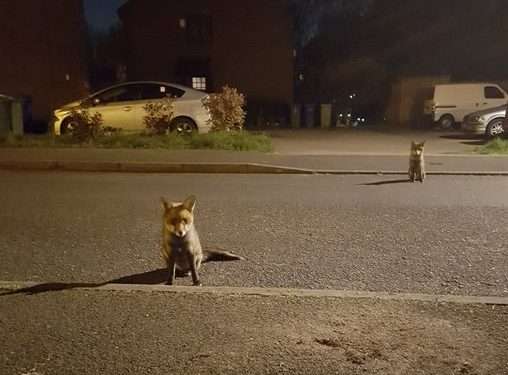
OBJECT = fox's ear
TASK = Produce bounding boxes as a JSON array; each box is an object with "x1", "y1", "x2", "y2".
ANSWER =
[
  {"x1": 161, "y1": 197, "x2": 170, "y2": 211},
  {"x1": 422, "y1": 141, "x2": 426, "y2": 146},
  {"x1": 411, "y1": 141, "x2": 416, "y2": 146},
  {"x1": 183, "y1": 195, "x2": 197, "y2": 212}
]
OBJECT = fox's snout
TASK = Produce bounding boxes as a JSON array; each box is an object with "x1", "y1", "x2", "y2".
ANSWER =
[
  {"x1": 166, "y1": 221, "x2": 189, "y2": 238},
  {"x1": 174, "y1": 225, "x2": 187, "y2": 237}
]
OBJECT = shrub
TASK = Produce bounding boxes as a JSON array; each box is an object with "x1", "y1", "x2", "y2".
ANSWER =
[
  {"x1": 202, "y1": 86, "x2": 246, "y2": 131},
  {"x1": 67, "y1": 107, "x2": 103, "y2": 143},
  {"x1": 143, "y1": 98, "x2": 175, "y2": 135}
]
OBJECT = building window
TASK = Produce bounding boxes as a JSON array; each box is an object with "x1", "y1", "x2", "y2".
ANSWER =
[
  {"x1": 192, "y1": 77, "x2": 207, "y2": 91},
  {"x1": 186, "y1": 14, "x2": 211, "y2": 44}
]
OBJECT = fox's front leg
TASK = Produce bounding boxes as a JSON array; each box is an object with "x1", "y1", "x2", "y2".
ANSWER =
[
  {"x1": 186, "y1": 253, "x2": 201, "y2": 286},
  {"x1": 417, "y1": 167, "x2": 424, "y2": 183},
  {"x1": 166, "y1": 251, "x2": 176, "y2": 285},
  {"x1": 408, "y1": 167, "x2": 415, "y2": 182}
]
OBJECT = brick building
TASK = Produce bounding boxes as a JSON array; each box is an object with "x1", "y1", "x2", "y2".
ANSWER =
[
  {"x1": 118, "y1": 0, "x2": 294, "y2": 125},
  {"x1": 0, "y1": 0, "x2": 89, "y2": 128}
]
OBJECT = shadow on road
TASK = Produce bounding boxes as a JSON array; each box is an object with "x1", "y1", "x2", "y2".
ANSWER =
[
  {"x1": 0, "y1": 268, "x2": 169, "y2": 296},
  {"x1": 461, "y1": 140, "x2": 487, "y2": 146},
  {"x1": 439, "y1": 134, "x2": 477, "y2": 140},
  {"x1": 439, "y1": 133, "x2": 487, "y2": 146},
  {"x1": 108, "y1": 268, "x2": 168, "y2": 284},
  {"x1": 361, "y1": 179, "x2": 411, "y2": 186}
]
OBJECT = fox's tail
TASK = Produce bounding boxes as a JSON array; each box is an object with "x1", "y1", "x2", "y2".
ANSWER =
[{"x1": 203, "y1": 249, "x2": 245, "y2": 263}]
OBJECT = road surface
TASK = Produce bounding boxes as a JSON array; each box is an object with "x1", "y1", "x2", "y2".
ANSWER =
[{"x1": 1, "y1": 171, "x2": 507, "y2": 296}]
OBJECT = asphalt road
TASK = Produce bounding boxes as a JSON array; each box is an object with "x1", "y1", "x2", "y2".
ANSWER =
[
  {"x1": 2, "y1": 289, "x2": 507, "y2": 375},
  {"x1": 1, "y1": 171, "x2": 507, "y2": 296}
]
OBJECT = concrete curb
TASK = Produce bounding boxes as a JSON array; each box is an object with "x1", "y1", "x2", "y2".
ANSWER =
[
  {"x1": 275, "y1": 152, "x2": 508, "y2": 157},
  {"x1": 1, "y1": 281, "x2": 507, "y2": 305},
  {"x1": 0, "y1": 160, "x2": 309, "y2": 174},
  {"x1": 1, "y1": 160, "x2": 508, "y2": 176}
]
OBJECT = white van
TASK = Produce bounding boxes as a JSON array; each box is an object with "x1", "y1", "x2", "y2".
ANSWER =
[{"x1": 424, "y1": 83, "x2": 508, "y2": 129}]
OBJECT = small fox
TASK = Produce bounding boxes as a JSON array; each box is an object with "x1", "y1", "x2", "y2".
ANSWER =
[
  {"x1": 408, "y1": 141, "x2": 425, "y2": 183},
  {"x1": 160, "y1": 195, "x2": 244, "y2": 286}
]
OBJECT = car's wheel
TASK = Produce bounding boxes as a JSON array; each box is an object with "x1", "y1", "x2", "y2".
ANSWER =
[
  {"x1": 438, "y1": 114, "x2": 455, "y2": 130},
  {"x1": 170, "y1": 117, "x2": 197, "y2": 135},
  {"x1": 485, "y1": 118, "x2": 505, "y2": 138},
  {"x1": 60, "y1": 117, "x2": 80, "y2": 135}
]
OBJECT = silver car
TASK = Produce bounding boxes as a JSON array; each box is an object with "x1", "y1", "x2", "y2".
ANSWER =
[
  {"x1": 52, "y1": 81, "x2": 211, "y2": 135},
  {"x1": 462, "y1": 104, "x2": 506, "y2": 138}
]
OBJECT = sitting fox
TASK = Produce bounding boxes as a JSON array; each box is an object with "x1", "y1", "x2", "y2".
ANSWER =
[
  {"x1": 160, "y1": 195, "x2": 244, "y2": 286},
  {"x1": 408, "y1": 141, "x2": 425, "y2": 183}
]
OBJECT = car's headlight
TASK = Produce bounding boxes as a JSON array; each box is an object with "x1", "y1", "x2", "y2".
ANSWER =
[{"x1": 470, "y1": 115, "x2": 483, "y2": 122}]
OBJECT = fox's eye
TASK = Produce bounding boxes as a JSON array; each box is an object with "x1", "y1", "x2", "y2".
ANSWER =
[
  {"x1": 171, "y1": 219, "x2": 178, "y2": 226},
  {"x1": 182, "y1": 219, "x2": 188, "y2": 224}
]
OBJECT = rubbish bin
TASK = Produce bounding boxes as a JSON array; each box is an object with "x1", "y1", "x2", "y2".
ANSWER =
[
  {"x1": 19, "y1": 96, "x2": 33, "y2": 132},
  {"x1": 0, "y1": 94, "x2": 24, "y2": 136},
  {"x1": 0, "y1": 95, "x2": 14, "y2": 135},
  {"x1": 291, "y1": 104, "x2": 301, "y2": 128},
  {"x1": 304, "y1": 104, "x2": 316, "y2": 128},
  {"x1": 320, "y1": 104, "x2": 332, "y2": 128}
]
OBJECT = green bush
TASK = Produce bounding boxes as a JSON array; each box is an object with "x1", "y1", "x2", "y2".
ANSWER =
[
  {"x1": 67, "y1": 107, "x2": 104, "y2": 143},
  {"x1": 202, "y1": 86, "x2": 246, "y2": 131},
  {"x1": 143, "y1": 98, "x2": 175, "y2": 135}
]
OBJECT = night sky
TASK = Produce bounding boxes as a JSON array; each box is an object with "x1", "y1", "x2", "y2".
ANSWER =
[{"x1": 84, "y1": 0, "x2": 127, "y2": 32}]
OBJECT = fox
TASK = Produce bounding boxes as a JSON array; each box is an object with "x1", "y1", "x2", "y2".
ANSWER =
[
  {"x1": 160, "y1": 195, "x2": 244, "y2": 286},
  {"x1": 408, "y1": 141, "x2": 426, "y2": 183}
]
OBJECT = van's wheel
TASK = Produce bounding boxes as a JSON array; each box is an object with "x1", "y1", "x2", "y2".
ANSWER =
[
  {"x1": 485, "y1": 118, "x2": 504, "y2": 138},
  {"x1": 170, "y1": 117, "x2": 197, "y2": 135},
  {"x1": 438, "y1": 114, "x2": 455, "y2": 130}
]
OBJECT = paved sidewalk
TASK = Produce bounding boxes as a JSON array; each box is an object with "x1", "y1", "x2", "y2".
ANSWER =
[
  {"x1": 1, "y1": 284, "x2": 507, "y2": 375},
  {"x1": 268, "y1": 128, "x2": 482, "y2": 155},
  {"x1": 1, "y1": 129, "x2": 507, "y2": 173},
  {"x1": 1, "y1": 147, "x2": 508, "y2": 173}
]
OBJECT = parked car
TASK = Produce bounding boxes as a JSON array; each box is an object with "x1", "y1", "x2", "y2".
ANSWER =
[
  {"x1": 462, "y1": 104, "x2": 506, "y2": 138},
  {"x1": 52, "y1": 81, "x2": 211, "y2": 135},
  {"x1": 423, "y1": 83, "x2": 508, "y2": 129}
]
